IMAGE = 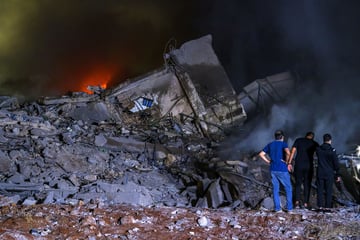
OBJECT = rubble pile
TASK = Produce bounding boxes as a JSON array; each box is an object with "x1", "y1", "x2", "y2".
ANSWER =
[
  {"x1": 0, "y1": 35, "x2": 271, "y2": 210},
  {"x1": 0, "y1": 85, "x2": 274, "y2": 211},
  {"x1": 0, "y1": 92, "x2": 182, "y2": 207}
]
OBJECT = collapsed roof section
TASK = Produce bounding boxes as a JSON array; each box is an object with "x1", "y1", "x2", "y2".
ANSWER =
[
  {"x1": 238, "y1": 71, "x2": 297, "y2": 118},
  {"x1": 106, "y1": 35, "x2": 247, "y2": 136}
]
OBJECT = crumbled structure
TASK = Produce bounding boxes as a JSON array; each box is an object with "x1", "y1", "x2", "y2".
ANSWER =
[
  {"x1": 0, "y1": 35, "x2": 250, "y2": 209},
  {"x1": 238, "y1": 71, "x2": 297, "y2": 117},
  {"x1": 105, "y1": 35, "x2": 247, "y2": 137}
]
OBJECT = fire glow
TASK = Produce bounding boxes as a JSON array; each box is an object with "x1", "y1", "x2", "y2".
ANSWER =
[{"x1": 80, "y1": 67, "x2": 114, "y2": 94}]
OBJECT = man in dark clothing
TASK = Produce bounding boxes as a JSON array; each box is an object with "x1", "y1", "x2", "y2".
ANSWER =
[
  {"x1": 315, "y1": 133, "x2": 341, "y2": 209},
  {"x1": 259, "y1": 130, "x2": 293, "y2": 212},
  {"x1": 289, "y1": 132, "x2": 319, "y2": 208}
]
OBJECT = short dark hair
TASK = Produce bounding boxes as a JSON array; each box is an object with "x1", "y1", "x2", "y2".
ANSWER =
[
  {"x1": 274, "y1": 130, "x2": 284, "y2": 140},
  {"x1": 323, "y1": 133, "x2": 332, "y2": 142},
  {"x1": 306, "y1": 131, "x2": 314, "y2": 138}
]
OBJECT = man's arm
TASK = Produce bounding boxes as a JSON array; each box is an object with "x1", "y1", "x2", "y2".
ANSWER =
[
  {"x1": 288, "y1": 147, "x2": 296, "y2": 164},
  {"x1": 285, "y1": 147, "x2": 293, "y2": 172},
  {"x1": 284, "y1": 147, "x2": 290, "y2": 162},
  {"x1": 258, "y1": 151, "x2": 271, "y2": 164}
]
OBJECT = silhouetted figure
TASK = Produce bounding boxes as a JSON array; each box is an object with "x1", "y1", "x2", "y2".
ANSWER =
[
  {"x1": 289, "y1": 131, "x2": 319, "y2": 208},
  {"x1": 315, "y1": 133, "x2": 341, "y2": 209}
]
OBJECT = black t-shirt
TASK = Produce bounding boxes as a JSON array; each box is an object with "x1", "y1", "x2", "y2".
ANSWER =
[{"x1": 292, "y1": 137, "x2": 319, "y2": 169}]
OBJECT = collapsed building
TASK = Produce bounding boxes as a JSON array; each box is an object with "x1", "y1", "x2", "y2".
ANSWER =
[{"x1": 0, "y1": 35, "x2": 358, "y2": 210}]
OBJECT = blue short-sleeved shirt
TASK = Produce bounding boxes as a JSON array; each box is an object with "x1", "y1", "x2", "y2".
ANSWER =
[{"x1": 263, "y1": 140, "x2": 288, "y2": 172}]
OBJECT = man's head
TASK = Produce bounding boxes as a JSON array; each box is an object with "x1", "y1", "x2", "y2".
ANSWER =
[
  {"x1": 306, "y1": 131, "x2": 314, "y2": 139},
  {"x1": 323, "y1": 133, "x2": 332, "y2": 143},
  {"x1": 274, "y1": 130, "x2": 284, "y2": 140}
]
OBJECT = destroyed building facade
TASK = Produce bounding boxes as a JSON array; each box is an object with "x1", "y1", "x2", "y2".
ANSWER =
[{"x1": 105, "y1": 35, "x2": 247, "y2": 137}]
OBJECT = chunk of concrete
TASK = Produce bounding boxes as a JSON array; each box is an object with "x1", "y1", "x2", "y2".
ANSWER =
[{"x1": 205, "y1": 178, "x2": 225, "y2": 208}]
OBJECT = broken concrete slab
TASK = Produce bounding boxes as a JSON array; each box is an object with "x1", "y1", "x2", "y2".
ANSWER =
[
  {"x1": 38, "y1": 94, "x2": 99, "y2": 105},
  {"x1": 105, "y1": 35, "x2": 246, "y2": 137},
  {"x1": 68, "y1": 102, "x2": 113, "y2": 123},
  {"x1": 0, "y1": 182, "x2": 44, "y2": 192},
  {"x1": 75, "y1": 181, "x2": 154, "y2": 206},
  {"x1": 205, "y1": 178, "x2": 225, "y2": 208},
  {"x1": 238, "y1": 71, "x2": 297, "y2": 118},
  {"x1": 0, "y1": 150, "x2": 12, "y2": 173},
  {"x1": 0, "y1": 96, "x2": 19, "y2": 110}
]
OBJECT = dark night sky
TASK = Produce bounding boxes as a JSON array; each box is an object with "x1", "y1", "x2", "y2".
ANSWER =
[
  {"x1": 0, "y1": 0, "x2": 359, "y2": 151},
  {"x1": 1, "y1": 0, "x2": 358, "y2": 95}
]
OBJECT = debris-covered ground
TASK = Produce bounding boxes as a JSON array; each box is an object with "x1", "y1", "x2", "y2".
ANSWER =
[
  {"x1": 0, "y1": 91, "x2": 359, "y2": 239},
  {"x1": 0, "y1": 199, "x2": 359, "y2": 239}
]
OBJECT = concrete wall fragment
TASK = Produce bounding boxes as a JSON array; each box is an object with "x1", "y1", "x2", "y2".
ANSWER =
[{"x1": 105, "y1": 35, "x2": 247, "y2": 136}]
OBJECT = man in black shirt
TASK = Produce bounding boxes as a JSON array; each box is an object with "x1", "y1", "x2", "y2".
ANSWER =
[
  {"x1": 289, "y1": 132, "x2": 319, "y2": 208},
  {"x1": 315, "y1": 133, "x2": 341, "y2": 209}
]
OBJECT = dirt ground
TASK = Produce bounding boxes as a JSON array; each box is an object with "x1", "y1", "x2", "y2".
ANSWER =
[{"x1": 0, "y1": 200, "x2": 359, "y2": 240}]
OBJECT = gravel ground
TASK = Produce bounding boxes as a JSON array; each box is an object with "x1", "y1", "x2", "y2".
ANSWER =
[{"x1": 0, "y1": 200, "x2": 359, "y2": 240}]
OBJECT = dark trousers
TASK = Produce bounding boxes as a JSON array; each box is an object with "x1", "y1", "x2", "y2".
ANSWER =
[
  {"x1": 294, "y1": 167, "x2": 313, "y2": 204},
  {"x1": 316, "y1": 177, "x2": 334, "y2": 208}
]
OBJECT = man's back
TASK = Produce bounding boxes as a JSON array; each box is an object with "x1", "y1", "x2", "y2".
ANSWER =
[
  {"x1": 263, "y1": 140, "x2": 288, "y2": 172},
  {"x1": 293, "y1": 137, "x2": 319, "y2": 169},
  {"x1": 316, "y1": 143, "x2": 339, "y2": 178}
]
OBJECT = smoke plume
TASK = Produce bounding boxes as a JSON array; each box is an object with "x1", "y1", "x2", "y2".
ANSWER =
[{"x1": 217, "y1": 1, "x2": 360, "y2": 154}]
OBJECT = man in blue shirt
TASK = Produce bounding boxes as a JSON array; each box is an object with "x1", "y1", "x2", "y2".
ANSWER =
[{"x1": 259, "y1": 130, "x2": 293, "y2": 212}]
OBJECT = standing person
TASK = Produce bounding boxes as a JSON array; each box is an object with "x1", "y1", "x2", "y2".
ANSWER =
[
  {"x1": 315, "y1": 133, "x2": 341, "y2": 209},
  {"x1": 259, "y1": 130, "x2": 293, "y2": 212},
  {"x1": 288, "y1": 131, "x2": 319, "y2": 209}
]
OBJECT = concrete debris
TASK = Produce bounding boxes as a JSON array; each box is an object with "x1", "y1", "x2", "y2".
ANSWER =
[
  {"x1": 0, "y1": 96, "x2": 19, "y2": 110},
  {"x1": 106, "y1": 35, "x2": 247, "y2": 136},
  {"x1": 338, "y1": 154, "x2": 360, "y2": 202},
  {"x1": 0, "y1": 35, "x2": 357, "y2": 212},
  {"x1": 0, "y1": 203, "x2": 358, "y2": 239},
  {"x1": 197, "y1": 216, "x2": 209, "y2": 227}
]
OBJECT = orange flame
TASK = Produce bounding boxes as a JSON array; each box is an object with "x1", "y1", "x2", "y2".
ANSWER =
[{"x1": 80, "y1": 67, "x2": 114, "y2": 94}]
